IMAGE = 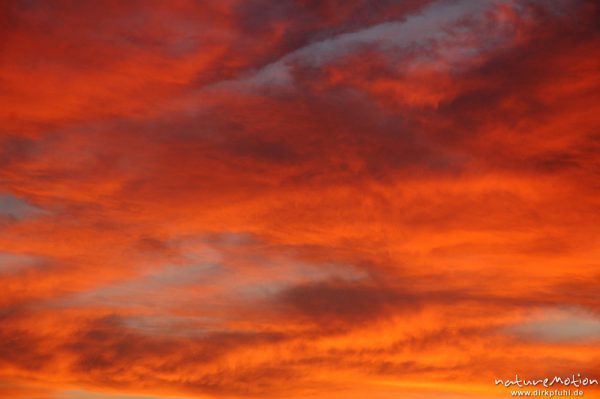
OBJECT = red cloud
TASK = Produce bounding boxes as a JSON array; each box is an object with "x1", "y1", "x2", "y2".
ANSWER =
[{"x1": 1, "y1": 0, "x2": 599, "y2": 398}]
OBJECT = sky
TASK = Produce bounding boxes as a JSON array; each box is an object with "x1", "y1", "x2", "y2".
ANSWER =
[{"x1": 0, "y1": 0, "x2": 599, "y2": 398}]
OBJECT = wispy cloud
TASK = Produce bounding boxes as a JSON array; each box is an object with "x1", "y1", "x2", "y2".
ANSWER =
[
  {"x1": 508, "y1": 307, "x2": 600, "y2": 342},
  {"x1": 0, "y1": 0, "x2": 599, "y2": 398},
  {"x1": 0, "y1": 193, "x2": 43, "y2": 220}
]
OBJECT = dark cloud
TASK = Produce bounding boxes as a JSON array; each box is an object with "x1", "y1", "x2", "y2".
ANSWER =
[{"x1": 278, "y1": 280, "x2": 407, "y2": 322}]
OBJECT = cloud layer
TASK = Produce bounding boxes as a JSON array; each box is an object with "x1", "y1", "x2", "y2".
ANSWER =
[{"x1": 1, "y1": 0, "x2": 599, "y2": 398}]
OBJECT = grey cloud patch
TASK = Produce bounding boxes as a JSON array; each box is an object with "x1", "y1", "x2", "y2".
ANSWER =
[
  {"x1": 507, "y1": 307, "x2": 600, "y2": 342},
  {"x1": 286, "y1": 0, "x2": 487, "y2": 65},
  {"x1": 0, "y1": 193, "x2": 43, "y2": 220},
  {"x1": 117, "y1": 314, "x2": 221, "y2": 337},
  {"x1": 210, "y1": 0, "x2": 503, "y2": 92},
  {"x1": 66, "y1": 262, "x2": 224, "y2": 309},
  {"x1": 0, "y1": 252, "x2": 41, "y2": 274}
]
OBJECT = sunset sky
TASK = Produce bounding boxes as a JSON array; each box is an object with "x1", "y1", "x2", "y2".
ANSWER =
[{"x1": 1, "y1": 0, "x2": 599, "y2": 398}]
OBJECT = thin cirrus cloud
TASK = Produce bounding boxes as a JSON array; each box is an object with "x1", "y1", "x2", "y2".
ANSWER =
[
  {"x1": 507, "y1": 307, "x2": 600, "y2": 342},
  {"x1": 0, "y1": 0, "x2": 599, "y2": 398},
  {"x1": 0, "y1": 193, "x2": 43, "y2": 220}
]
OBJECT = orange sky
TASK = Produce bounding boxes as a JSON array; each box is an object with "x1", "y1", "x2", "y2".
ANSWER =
[{"x1": 1, "y1": 1, "x2": 599, "y2": 398}]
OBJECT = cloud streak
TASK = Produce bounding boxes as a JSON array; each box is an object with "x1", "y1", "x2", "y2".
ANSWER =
[{"x1": 0, "y1": 0, "x2": 599, "y2": 398}]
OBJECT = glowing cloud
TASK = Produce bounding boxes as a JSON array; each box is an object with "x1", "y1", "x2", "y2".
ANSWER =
[{"x1": 0, "y1": 0, "x2": 599, "y2": 398}]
